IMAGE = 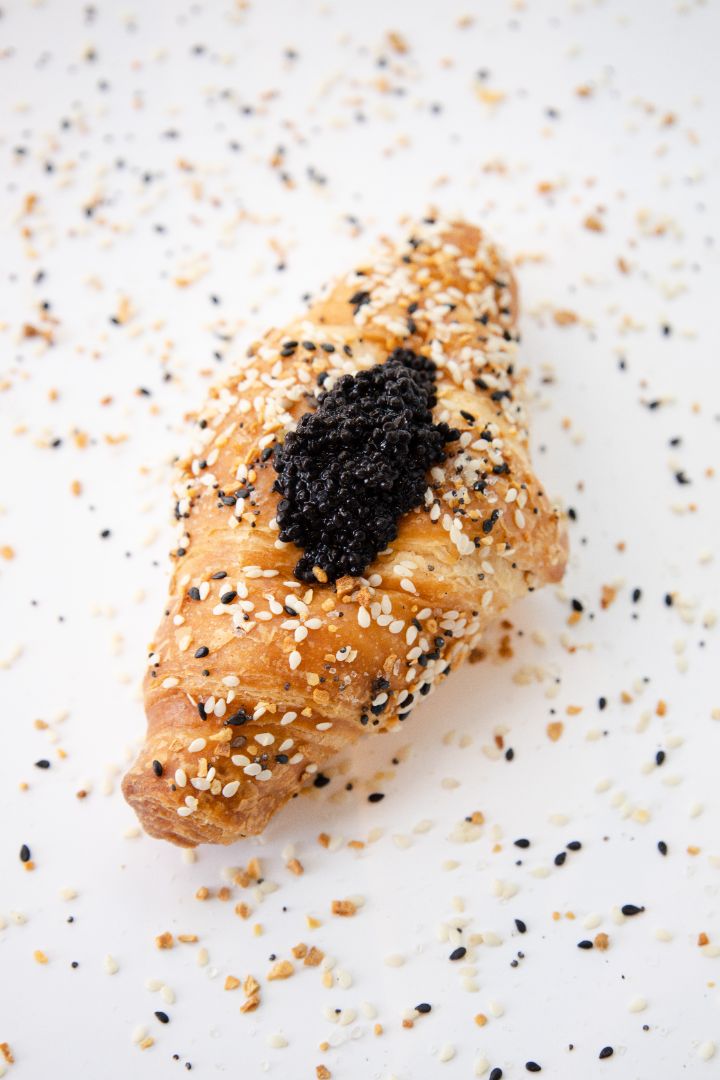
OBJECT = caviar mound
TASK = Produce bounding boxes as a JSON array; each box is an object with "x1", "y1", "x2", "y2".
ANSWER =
[{"x1": 272, "y1": 348, "x2": 459, "y2": 583}]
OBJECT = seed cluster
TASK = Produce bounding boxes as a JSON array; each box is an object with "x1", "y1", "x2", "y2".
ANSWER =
[{"x1": 272, "y1": 348, "x2": 459, "y2": 582}]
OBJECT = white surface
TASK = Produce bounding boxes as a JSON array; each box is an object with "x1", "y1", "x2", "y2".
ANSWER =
[{"x1": 1, "y1": 1, "x2": 719, "y2": 1077}]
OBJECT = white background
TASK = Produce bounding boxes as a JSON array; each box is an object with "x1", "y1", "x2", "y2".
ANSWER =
[{"x1": 1, "y1": 1, "x2": 719, "y2": 1078}]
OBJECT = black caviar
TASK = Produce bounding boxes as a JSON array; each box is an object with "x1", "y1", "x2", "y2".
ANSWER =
[{"x1": 272, "y1": 348, "x2": 459, "y2": 582}]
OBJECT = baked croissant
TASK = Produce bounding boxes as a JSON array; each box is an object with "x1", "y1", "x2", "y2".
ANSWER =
[{"x1": 122, "y1": 218, "x2": 567, "y2": 846}]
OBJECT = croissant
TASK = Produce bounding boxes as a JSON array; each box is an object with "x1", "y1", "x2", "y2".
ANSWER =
[{"x1": 122, "y1": 218, "x2": 567, "y2": 846}]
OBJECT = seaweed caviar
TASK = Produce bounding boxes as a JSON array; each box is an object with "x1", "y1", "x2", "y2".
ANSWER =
[{"x1": 272, "y1": 348, "x2": 459, "y2": 582}]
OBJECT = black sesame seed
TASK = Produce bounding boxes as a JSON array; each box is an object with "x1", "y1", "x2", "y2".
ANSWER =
[
  {"x1": 598, "y1": 696, "x2": 607, "y2": 710},
  {"x1": 599, "y1": 1047, "x2": 614, "y2": 1059},
  {"x1": 655, "y1": 750, "x2": 665, "y2": 766},
  {"x1": 554, "y1": 851, "x2": 567, "y2": 866},
  {"x1": 154, "y1": 1011, "x2": 170, "y2": 1024},
  {"x1": 577, "y1": 940, "x2": 593, "y2": 949},
  {"x1": 368, "y1": 792, "x2": 384, "y2": 803},
  {"x1": 514, "y1": 838, "x2": 530, "y2": 848},
  {"x1": 490, "y1": 1070, "x2": 503, "y2": 1080},
  {"x1": 20, "y1": 844, "x2": 31, "y2": 863},
  {"x1": 220, "y1": 590, "x2": 237, "y2": 604},
  {"x1": 515, "y1": 919, "x2": 527, "y2": 934},
  {"x1": 188, "y1": 587, "x2": 201, "y2": 601},
  {"x1": 224, "y1": 709, "x2": 250, "y2": 727},
  {"x1": 526, "y1": 1063, "x2": 542, "y2": 1073},
  {"x1": 571, "y1": 598, "x2": 584, "y2": 612},
  {"x1": 34, "y1": 759, "x2": 51, "y2": 769},
  {"x1": 194, "y1": 646, "x2": 209, "y2": 659},
  {"x1": 621, "y1": 904, "x2": 645, "y2": 916},
  {"x1": 415, "y1": 1002, "x2": 432, "y2": 1013},
  {"x1": 152, "y1": 760, "x2": 163, "y2": 777},
  {"x1": 449, "y1": 946, "x2": 467, "y2": 961},
  {"x1": 313, "y1": 773, "x2": 331, "y2": 788},
  {"x1": 658, "y1": 840, "x2": 668, "y2": 856},
  {"x1": 566, "y1": 841, "x2": 582, "y2": 851},
  {"x1": 211, "y1": 571, "x2": 227, "y2": 579}
]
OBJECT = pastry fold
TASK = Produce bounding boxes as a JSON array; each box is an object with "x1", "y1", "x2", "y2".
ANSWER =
[{"x1": 122, "y1": 218, "x2": 567, "y2": 846}]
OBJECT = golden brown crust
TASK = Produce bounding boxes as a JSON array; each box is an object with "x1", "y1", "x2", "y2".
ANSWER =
[{"x1": 122, "y1": 218, "x2": 567, "y2": 846}]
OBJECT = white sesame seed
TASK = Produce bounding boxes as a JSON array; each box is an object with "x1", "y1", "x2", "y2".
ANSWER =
[
  {"x1": 162, "y1": 677, "x2": 179, "y2": 689},
  {"x1": 222, "y1": 780, "x2": 240, "y2": 798},
  {"x1": 289, "y1": 650, "x2": 301, "y2": 670},
  {"x1": 231, "y1": 754, "x2": 250, "y2": 766},
  {"x1": 267, "y1": 1034, "x2": 288, "y2": 1049},
  {"x1": 256, "y1": 770, "x2": 272, "y2": 781},
  {"x1": 278, "y1": 739, "x2": 294, "y2": 752},
  {"x1": 400, "y1": 578, "x2": 417, "y2": 594},
  {"x1": 628, "y1": 996, "x2": 647, "y2": 1013},
  {"x1": 256, "y1": 732, "x2": 275, "y2": 746},
  {"x1": 222, "y1": 675, "x2": 240, "y2": 687},
  {"x1": 104, "y1": 954, "x2": 119, "y2": 975},
  {"x1": 280, "y1": 711, "x2": 297, "y2": 725},
  {"x1": 358, "y1": 606, "x2": 371, "y2": 628},
  {"x1": 514, "y1": 508, "x2": 525, "y2": 528},
  {"x1": 243, "y1": 763, "x2": 262, "y2": 776},
  {"x1": 698, "y1": 1041, "x2": 716, "y2": 1061},
  {"x1": 316, "y1": 722, "x2": 332, "y2": 731},
  {"x1": 188, "y1": 738, "x2": 206, "y2": 753},
  {"x1": 389, "y1": 619, "x2": 404, "y2": 634},
  {"x1": 174, "y1": 769, "x2": 187, "y2": 788}
]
